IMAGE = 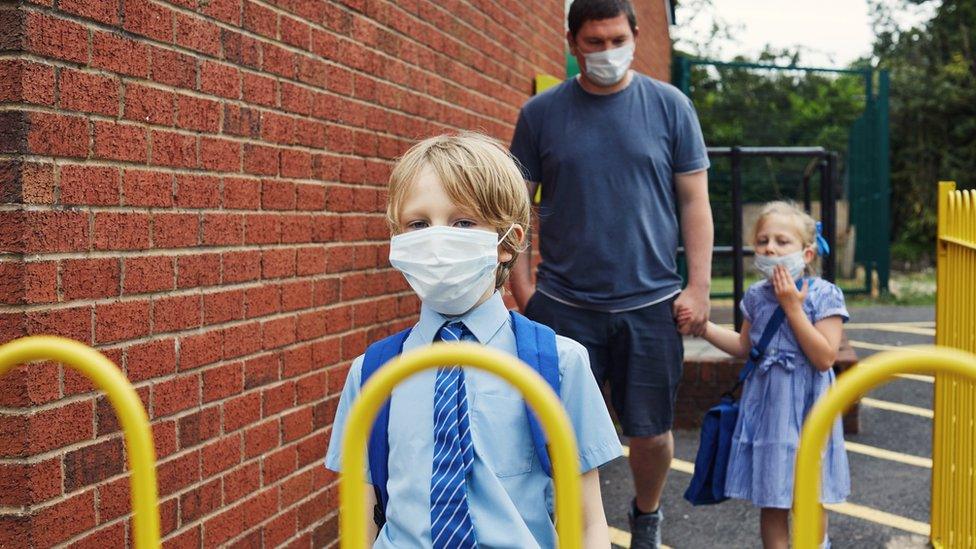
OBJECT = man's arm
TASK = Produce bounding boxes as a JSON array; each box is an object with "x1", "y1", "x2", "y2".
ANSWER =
[
  {"x1": 510, "y1": 181, "x2": 539, "y2": 311},
  {"x1": 673, "y1": 169, "x2": 713, "y2": 335}
]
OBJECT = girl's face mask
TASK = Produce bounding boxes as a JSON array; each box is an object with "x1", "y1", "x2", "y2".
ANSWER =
[
  {"x1": 754, "y1": 250, "x2": 807, "y2": 280},
  {"x1": 389, "y1": 225, "x2": 513, "y2": 315}
]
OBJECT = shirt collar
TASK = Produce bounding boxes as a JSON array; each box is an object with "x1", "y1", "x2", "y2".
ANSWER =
[{"x1": 414, "y1": 292, "x2": 510, "y2": 344}]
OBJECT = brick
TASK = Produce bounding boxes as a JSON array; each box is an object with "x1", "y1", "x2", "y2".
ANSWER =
[
  {"x1": 203, "y1": 288, "x2": 244, "y2": 325},
  {"x1": 151, "y1": 130, "x2": 197, "y2": 168},
  {"x1": 89, "y1": 122, "x2": 146, "y2": 163},
  {"x1": 202, "y1": 213, "x2": 244, "y2": 246},
  {"x1": 95, "y1": 299, "x2": 151, "y2": 343},
  {"x1": 199, "y1": 60, "x2": 240, "y2": 99},
  {"x1": 261, "y1": 179, "x2": 295, "y2": 210},
  {"x1": 281, "y1": 406, "x2": 312, "y2": 442},
  {"x1": 175, "y1": 12, "x2": 221, "y2": 56},
  {"x1": 27, "y1": 111, "x2": 88, "y2": 158},
  {"x1": 243, "y1": 0, "x2": 277, "y2": 38},
  {"x1": 281, "y1": 214, "x2": 313, "y2": 243},
  {"x1": 280, "y1": 16, "x2": 311, "y2": 50},
  {"x1": 175, "y1": 94, "x2": 221, "y2": 133},
  {"x1": 263, "y1": 509, "x2": 297, "y2": 548},
  {"x1": 220, "y1": 30, "x2": 261, "y2": 69},
  {"x1": 244, "y1": 353, "x2": 278, "y2": 389},
  {"x1": 25, "y1": 305, "x2": 93, "y2": 343},
  {"x1": 64, "y1": 437, "x2": 124, "y2": 491},
  {"x1": 280, "y1": 149, "x2": 312, "y2": 178},
  {"x1": 177, "y1": 253, "x2": 221, "y2": 288},
  {"x1": 32, "y1": 490, "x2": 96, "y2": 547},
  {"x1": 93, "y1": 212, "x2": 151, "y2": 250},
  {"x1": 17, "y1": 260, "x2": 56, "y2": 304},
  {"x1": 96, "y1": 475, "x2": 131, "y2": 522},
  {"x1": 202, "y1": 361, "x2": 243, "y2": 403},
  {"x1": 25, "y1": 12, "x2": 89, "y2": 64},
  {"x1": 204, "y1": 498, "x2": 245, "y2": 546},
  {"x1": 262, "y1": 248, "x2": 295, "y2": 278},
  {"x1": 222, "y1": 104, "x2": 261, "y2": 138},
  {"x1": 295, "y1": 310, "x2": 327, "y2": 342},
  {"x1": 202, "y1": 0, "x2": 241, "y2": 25},
  {"x1": 221, "y1": 250, "x2": 261, "y2": 283},
  {"x1": 157, "y1": 449, "x2": 200, "y2": 497},
  {"x1": 244, "y1": 214, "x2": 280, "y2": 245},
  {"x1": 152, "y1": 294, "x2": 201, "y2": 333},
  {"x1": 243, "y1": 145, "x2": 280, "y2": 176},
  {"x1": 126, "y1": 338, "x2": 176, "y2": 382},
  {"x1": 281, "y1": 280, "x2": 313, "y2": 311},
  {"x1": 59, "y1": 69, "x2": 120, "y2": 116},
  {"x1": 221, "y1": 177, "x2": 261, "y2": 209},
  {"x1": 178, "y1": 329, "x2": 222, "y2": 370},
  {"x1": 0, "y1": 457, "x2": 61, "y2": 506},
  {"x1": 59, "y1": 164, "x2": 120, "y2": 206},
  {"x1": 0, "y1": 261, "x2": 24, "y2": 305},
  {"x1": 260, "y1": 111, "x2": 295, "y2": 145},
  {"x1": 0, "y1": 59, "x2": 55, "y2": 106},
  {"x1": 174, "y1": 174, "x2": 220, "y2": 208},
  {"x1": 243, "y1": 418, "x2": 278, "y2": 458},
  {"x1": 262, "y1": 316, "x2": 296, "y2": 349},
  {"x1": 295, "y1": 371, "x2": 326, "y2": 404},
  {"x1": 261, "y1": 381, "x2": 295, "y2": 417},
  {"x1": 123, "y1": 255, "x2": 174, "y2": 295},
  {"x1": 180, "y1": 478, "x2": 221, "y2": 524},
  {"x1": 263, "y1": 445, "x2": 296, "y2": 483},
  {"x1": 121, "y1": 170, "x2": 170, "y2": 208},
  {"x1": 13, "y1": 399, "x2": 93, "y2": 456},
  {"x1": 280, "y1": 469, "x2": 314, "y2": 507},
  {"x1": 295, "y1": 183, "x2": 326, "y2": 211},
  {"x1": 177, "y1": 405, "x2": 220, "y2": 448},
  {"x1": 263, "y1": 42, "x2": 297, "y2": 78},
  {"x1": 153, "y1": 373, "x2": 200, "y2": 418},
  {"x1": 92, "y1": 31, "x2": 150, "y2": 78},
  {"x1": 245, "y1": 285, "x2": 279, "y2": 318},
  {"x1": 222, "y1": 392, "x2": 261, "y2": 433},
  {"x1": 296, "y1": 247, "x2": 326, "y2": 276},
  {"x1": 124, "y1": 84, "x2": 175, "y2": 126},
  {"x1": 62, "y1": 258, "x2": 120, "y2": 300},
  {"x1": 221, "y1": 322, "x2": 263, "y2": 359},
  {"x1": 60, "y1": 0, "x2": 120, "y2": 25},
  {"x1": 69, "y1": 521, "x2": 126, "y2": 549},
  {"x1": 241, "y1": 72, "x2": 275, "y2": 107},
  {"x1": 201, "y1": 435, "x2": 241, "y2": 476},
  {"x1": 123, "y1": 0, "x2": 174, "y2": 42},
  {"x1": 200, "y1": 137, "x2": 241, "y2": 173},
  {"x1": 153, "y1": 418, "x2": 178, "y2": 459},
  {"x1": 152, "y1": 213, "x2": 198, "y2": 248}
]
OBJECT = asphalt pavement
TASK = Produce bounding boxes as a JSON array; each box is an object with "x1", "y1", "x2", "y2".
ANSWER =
[{"x1": 599, "y1": 304, "x2": 936, "y2": 548}]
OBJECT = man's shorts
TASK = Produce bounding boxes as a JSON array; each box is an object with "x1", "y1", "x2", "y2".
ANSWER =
[{"x1": 524, "y1": 292, "x2": 684, "y2": 438}]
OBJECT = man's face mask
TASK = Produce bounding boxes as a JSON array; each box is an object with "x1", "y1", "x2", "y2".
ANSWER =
[
  {"x1": 754, "y1": 250, "x2": 807, "y2": 280},
  {"x1": 582, "y1": 43, "x2": 634, "y2": 87},
  {"x1": 389, "y1": 226, "x2": 513, "y2": 315}
]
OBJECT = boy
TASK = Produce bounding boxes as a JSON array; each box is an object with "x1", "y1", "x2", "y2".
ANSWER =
[{"x1": 325, "y1": 132, "x2": 622, "y2": 548}]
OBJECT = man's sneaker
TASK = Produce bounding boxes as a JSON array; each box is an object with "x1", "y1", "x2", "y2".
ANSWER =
[{"x1": 628, "y1": 500, "x2": 663, "y2": 549}]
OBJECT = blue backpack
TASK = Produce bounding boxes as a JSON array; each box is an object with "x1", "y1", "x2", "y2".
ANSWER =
[{"x1": 361, "y1": 311, "x2": 560, "y2": 525}]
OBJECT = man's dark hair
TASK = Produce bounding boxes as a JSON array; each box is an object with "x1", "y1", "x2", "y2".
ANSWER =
[{"x1": 567, "y1": 0, "x2": 637, "y2": 38}]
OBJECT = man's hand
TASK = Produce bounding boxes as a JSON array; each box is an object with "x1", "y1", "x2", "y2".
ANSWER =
[{"x1": 673, "y1": 286, "x2": 710, "y2": 336}]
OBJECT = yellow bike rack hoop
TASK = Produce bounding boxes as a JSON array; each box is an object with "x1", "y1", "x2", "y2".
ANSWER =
[
  {"x1": 793, "y1": 345, "x2": 976, "y2": 549},
  {"x1": 0, "y1": 336, "x2": 161, "y2": 549},
  {"x1": 338, "y1": 341, "x2": 583, "y2": 549}
]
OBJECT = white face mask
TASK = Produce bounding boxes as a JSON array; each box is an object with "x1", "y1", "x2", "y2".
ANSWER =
[
  {"x1": 754, "y1": 251, "x2": 807, "y2": 280},
  {"x1": 389, "y1": 226, "x2": 512, "y2": 316},
  {"x1": 582, "y1": 43, "x2": 634, "y2": 87}
]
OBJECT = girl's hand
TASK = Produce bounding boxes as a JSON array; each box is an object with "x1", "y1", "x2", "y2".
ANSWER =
[{"x1": 772, "y1": 264, "x2": 808, "y2": 312}]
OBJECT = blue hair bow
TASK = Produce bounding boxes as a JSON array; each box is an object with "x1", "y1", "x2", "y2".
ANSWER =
[{"x1": 815, "y1": 222, "x2": 830, "y2": 256}]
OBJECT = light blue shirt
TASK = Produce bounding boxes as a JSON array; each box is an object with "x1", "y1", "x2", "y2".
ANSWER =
[{"x1": 325, "y1": 292, "x2": 622, "y2": 548}]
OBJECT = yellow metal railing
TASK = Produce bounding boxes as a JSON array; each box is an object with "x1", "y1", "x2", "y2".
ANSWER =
[
  {"x1": 931, "y1": 181, "x2": 976, "y2": 548},
  {"x1": 794, "y1": 346, "x2": 976, "y2": 548},
  {"x1": 0, "y1": 336, "x2": 160, "y2": 549},
  {"x1": 339, "y1": 342, "x2": 582, "y2": 548}
]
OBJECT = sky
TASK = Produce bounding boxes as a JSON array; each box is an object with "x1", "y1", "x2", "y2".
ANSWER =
[{"x1": 671, "y1": 0, "x2": 941, "y2": 67}]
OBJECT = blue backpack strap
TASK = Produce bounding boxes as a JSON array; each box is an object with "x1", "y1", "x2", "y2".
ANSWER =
[
  {"x1": 736, "y1": 278, "x2": 805, "y2": 385},
  {"x1": 361, "y1": 327, "x2": 411, "y2": 516},
  {"x1": 510, "y1": 311, "x2": 560, "y2": 477}
]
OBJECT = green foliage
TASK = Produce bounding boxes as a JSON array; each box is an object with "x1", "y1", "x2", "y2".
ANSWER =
[{"x1": 871, "y1": 0, "x2": 976, "y2": 265}]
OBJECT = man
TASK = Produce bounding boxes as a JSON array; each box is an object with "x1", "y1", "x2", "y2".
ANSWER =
[{"x1": 509, "y1": 1, "x2": 713, "y2": 547}]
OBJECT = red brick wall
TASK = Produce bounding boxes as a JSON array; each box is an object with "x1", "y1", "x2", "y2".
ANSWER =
[
  {"x1": 0, "y1": 1, "x2": 569, "y2": 547},
  {"x1": 633, "y1": 0, "x2": 671, "y2": 81}
]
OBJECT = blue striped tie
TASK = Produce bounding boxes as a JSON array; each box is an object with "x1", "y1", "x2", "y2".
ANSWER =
[{"x1": 429, "y1": 322, "x2": 478, "y2": 549}]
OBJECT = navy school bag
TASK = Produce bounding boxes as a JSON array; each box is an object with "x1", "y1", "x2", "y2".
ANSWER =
[
  {"x1": 361, "y1": 311, "x2": 560, "y2": 525},
  {"x1": 683, "y1": 296, "x2": 793, "y2": 506}
]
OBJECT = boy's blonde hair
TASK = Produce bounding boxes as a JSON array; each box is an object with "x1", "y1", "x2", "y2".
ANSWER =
[
  {"x1": 752, "y1": 200, "x2": 819, "y2": 273},
  {"x1": 386, "y1": 132, "x2": 531, "y2": 289}
]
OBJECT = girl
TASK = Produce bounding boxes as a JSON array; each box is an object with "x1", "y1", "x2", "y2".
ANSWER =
[{"x1": 680, "y1": 201, "x2": 850, "y2": 549}]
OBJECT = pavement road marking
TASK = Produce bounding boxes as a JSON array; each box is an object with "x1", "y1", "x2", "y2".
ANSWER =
[
  {"x1": 894, "y1": 373, "x2": 935, "y2": 383},
  {"x1": 608, "y1": 526, "x2": 673, "y2": 549},
  {"x1": 844, "y1": 441, "x2": 932, "y2": 468},
  {"x1": 845, "y1": 323, "x2": 936, "y2": 336},
  {"x1": 618, "y1": 448, "x2": 932, "y2": 537},
  {"x1": 861, "y1": 397, "x2": 934, "y2": 418},
  {"x1": 846, "y1": 339, "x2": 926, "y2": 353}
]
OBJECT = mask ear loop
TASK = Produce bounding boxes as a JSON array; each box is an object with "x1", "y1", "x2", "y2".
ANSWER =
[{"x1": 497, "y1": 224, "x2": 516, "y2": 245}]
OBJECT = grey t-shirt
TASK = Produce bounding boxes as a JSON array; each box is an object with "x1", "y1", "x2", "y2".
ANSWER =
[{"x1": 510, "y1": 73, "x2": 709, "y2": 311}]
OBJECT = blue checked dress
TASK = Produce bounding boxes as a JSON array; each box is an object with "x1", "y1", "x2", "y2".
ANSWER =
[{"x1": 724, "y1": 278, "x2": 851, "y2": 508}]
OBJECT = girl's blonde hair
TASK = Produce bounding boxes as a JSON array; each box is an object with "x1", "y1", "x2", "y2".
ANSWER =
[
  {"x1": 752, "y1": 201, "x2": 820, "y2": 273},
  {"x1": 386, "y1": 132, "x2": 531, "y2": 289}
]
